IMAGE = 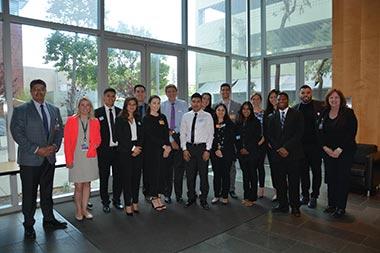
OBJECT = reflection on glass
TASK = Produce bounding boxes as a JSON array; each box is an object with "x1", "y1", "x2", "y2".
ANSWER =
[
  {"x1": 250, "y1": 0, "x2": 261, "y2": 56},
  {"x1": 10, "y1": 0, "x2": 98, "y2": 28},
  {"x1": 11, "y1": 24, "x2": 99, "y2": 198},
  {"x1": 150, "y1": 54, "x2": 177, "y2": 99},
  {"x1": 0, "y1": 21, "x2": 7, "y2": 163},
  {"x1": 232, "y1": 59, "x2": 248, "y2": 103},
  {"x1": 189, "y1": 0, "x2": 226, "y2": 52},
  {"x1": 107, "y1": 48, "x2": 141, "y2": 108},
  {"x1": 266, "y1": 0, "x2": 332, "y2": 55},
  {"x1": 270, "y1": 62, "x2": 296, "y2": 104},
  {"x1": 232, "y1": 0, "x2": 247, "y2": 56},
  {"x1": 105, "y1": 0, "x2": 181, "y2": 43},
  {"x1": 304, "y1": 58, "x2": 332, "y2": 100},
  {"x1": 250, "y1": 60, "x2": 262, "y2": 94},
  {"x1": 188, "y1": 51, "x2": 225, "y2": 104}
]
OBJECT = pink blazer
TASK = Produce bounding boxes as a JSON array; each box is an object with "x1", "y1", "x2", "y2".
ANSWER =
[{"x1": 64, "y1": 115, "x2": 101, "y2": 166}]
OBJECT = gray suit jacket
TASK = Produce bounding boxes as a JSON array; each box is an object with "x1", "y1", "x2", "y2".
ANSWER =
[{"x1": 10, "y1": 100, "x2": 63, "y2": 166}]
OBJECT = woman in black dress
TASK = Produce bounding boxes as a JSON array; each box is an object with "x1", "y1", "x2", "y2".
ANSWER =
[
  {"x1": 236, "y1": 102, "x2": 262, "y2": 207},
  {"x1": 210, "y1": 103, "x2": 236, "y2": 205},
  {"x1": 115, "y1": 97, "x2": 143, "y2": 216},
  {"x1": 143, "y1": 95, "x2": 172, "y2": 211},
  {"x1": 318, "y1": 89, "x2": 357, "y2": 218}
]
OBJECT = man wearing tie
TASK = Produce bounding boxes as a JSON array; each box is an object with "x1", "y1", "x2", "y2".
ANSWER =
[
  {"x1": 95, "y1": 88, "x2": 122, "y2": 213},
  {"x1": 267, "y1": 92, "x2": 304, "y2": 217},
  {"x1": 219, "y1": 83, "x2": 241, "y2": 199},
  {"x1": 10, "y1": 79, "x2": 66, "y2": 240},
  {"x1": 161, "y1": 85, "x2": 188, "y2": 203},
  {"x1": 180, "y1": 93, "x2": 214, "y2": 210}
]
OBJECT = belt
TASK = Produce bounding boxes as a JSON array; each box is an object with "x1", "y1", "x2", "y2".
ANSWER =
[{"x1": 186, "y1": 142, "x2": 206, "y2": 147}]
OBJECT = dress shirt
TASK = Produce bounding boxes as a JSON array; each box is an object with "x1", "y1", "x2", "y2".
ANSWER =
[
  {"x1": 104, "y1": 105, "x2": 118, "y2": 147},
  {"x1": 129, "y1": 118, "x2": 137, "y2": 141},
  {"x1": 222, "y1": 99, "x2": 231, "y2": 112},
  {"x1": 279, "y1": 107, "x2": 290, "y2": 118},
  {"x1": 161, "y1": 99, "x2": 188, "y2": 133},
  {"x1": 180, "y1": 109, "x2": 214, "y2": 151},
  {"x1": 33, "y1": 100, "x2": 51, "y2": 129}
]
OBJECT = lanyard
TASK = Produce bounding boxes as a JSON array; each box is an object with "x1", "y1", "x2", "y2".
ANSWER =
[{"x1": 80, "y1": 118, "x2": 89, "y2": 142}]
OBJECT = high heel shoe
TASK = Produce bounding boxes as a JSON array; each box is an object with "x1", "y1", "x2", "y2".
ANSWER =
[
  {"x1": 124, "y1": 206, "x2": 133, "y2": 216},
  {"x1": 75, "y1": 214, "x2": 83, "y2": 221},
  {"x1": 132, "y1": 204, "x2": 139, "y2": 213},
  {"x1": 83, "y1": 211, "x2": 93, "y2": 220}
]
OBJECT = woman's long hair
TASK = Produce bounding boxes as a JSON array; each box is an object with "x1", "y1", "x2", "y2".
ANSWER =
[
  {"x1": 146, "y1": 95, "x2": 161, "y2": 115},
  {"x1": 238, "y1": 101, "x2": 254, "y2": 123},
  {"x1": 75, "y1": 97, "x2": 95, "y2": 119},
  {"x1": 202, "y1": 92, "x2": 213, "y2": 111},
  {"x1": 264, "y1": 89, "x2": 279, "y2": 115},
  {"x1": 213, "y1": 103, "x2": 231, "y2": 124},
  {"x1": 120, "y1": 97, "x2": 139, "y2": 120}
]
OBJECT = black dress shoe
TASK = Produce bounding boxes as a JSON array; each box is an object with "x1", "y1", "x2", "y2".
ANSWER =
[
  {"x1": 43, "y1": 219, "x2": 67, "y2": 229},
  {"x1": 323, "y1": 206, "x2": 336, "y2": 214},
  {"x1": 24, "y1": 227, "x2": 36, "y2": 240},
  {"x1": 229, "y1": 191, "x2": 238, "y2": 199},
  {"x1": 164, "y1": 196, "x2": 172, "y2": 204},
  {"x1": 272, "y1": 205, "x2": 289, "y2": 213},
  {"x1": 113, "y1": 203, "x2": 124, "y2": 210},
  {"x1": 176, "y1": 197, "x2": 184, "y2": 203},
  {"x1": 103, "y1": 205, "x2": 111, "y2": 213},
  {"x1": 200, "y1": 201, "x2": 210, "y2": 210},
  {"x1": 87, "y1": 202, "x2": 93, "y2": 210},
  {"x1": 291, "y1": 208, "x2": 301, "y2": 217},
  {"x1": 332, "y1": 208, "x2": 345, "y2": 218},
  {"x1": 308, "y1": 198, "x2": 317, "y2": 209},
  {"x1": 185, "y1": 199, "x2": 196, "y2": 208},
  {"x1": 300, "y1": 196, "x2": 309, "y2": 205}
]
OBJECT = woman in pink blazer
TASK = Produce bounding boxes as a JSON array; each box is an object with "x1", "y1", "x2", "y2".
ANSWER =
[{"x1": 64, "y1": 97, "x2": 101, "y2": 221}]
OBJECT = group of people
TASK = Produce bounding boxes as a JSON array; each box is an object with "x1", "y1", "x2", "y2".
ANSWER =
[{"x1": 10, "y1": 79, "x2": 357, "y2": 240}]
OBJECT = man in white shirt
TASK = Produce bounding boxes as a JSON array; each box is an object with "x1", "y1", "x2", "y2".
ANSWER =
[
  {"x1": 180, "y1": 93, "x2": 214, "y2": 210},
  {"x1": 95, "y1": 88, "x2": 122, "y2": 213},
  {"x1": 161, "y1": 85, "x2": 188, "y2": 203}
]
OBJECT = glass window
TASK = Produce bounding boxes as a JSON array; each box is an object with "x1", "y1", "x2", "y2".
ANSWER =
[
  {"x1": 232, "y1": 0, "x2": 247, "y2": 56},
  {"x1": 250, "y1": 0, "x2": 261, "y2": 56},
  {"x1": 105, "y1": 0, "x2": 181, "y2": 44},
  {"x1": 188, "y1": 51, "x2": 225, "y2": 104},
  {"x1": 150, "y1": 53, "x2": 177, "y2": 99},
  {"x1": 188, "y1": 0, "x2": 226, "y2": 52},
  {"x1": 0, "y1": 175, "x2": 11, "y2": 208},
  {"x1": 0, "y1": 21, "x2": 8, "y2": 163},
  {"x1": 304, "y1": 58, "x2": 332, "y2": 100},
  {"x1": 250, "y1": 59, "x2": 262, "y2": 94},
  {"x1": 270, "y1": 62, "x2": 297, "y2": 104},
  {"x1": 11, "y1": 24, "x2": 98, "y2": 197},
  {"x1": 266, "y1": 0, "x2": 332, "y2": 55},
  {"x1": 10, "y1": 0, "x2": 98, "y2": 28},
  {"x1": 231, "y1": 59, "x2": 248, "y2": 103}
]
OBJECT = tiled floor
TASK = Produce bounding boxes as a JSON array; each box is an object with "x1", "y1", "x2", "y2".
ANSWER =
[{"x1": 1, "y1": 167, "x2": 380, "y2": 253}]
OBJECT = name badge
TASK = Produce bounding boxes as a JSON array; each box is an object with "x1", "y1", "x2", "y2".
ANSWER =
[
  {"x1": 81, "y1": 143, "x2": 89, "y2": 151},
  {"x1": 99, "y1": 116, "x2": 104, "y2": 121},
  {"x1": 236, "y1": 135, "x2": 241, "y2": 140},
  {"x1": 159, "y1": 120, "x2": 165, "y2": 125}
]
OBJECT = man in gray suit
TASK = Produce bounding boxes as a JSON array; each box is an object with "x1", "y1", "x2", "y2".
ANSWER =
[
  {"x1": 10, "y1": 79, "x2": 66, "y2": 240},
  {"x1": 219, "y1": 83, "x2": 241, "y2": 199}
]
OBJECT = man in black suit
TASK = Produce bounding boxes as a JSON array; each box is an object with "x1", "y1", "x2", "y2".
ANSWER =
[
  {"x1": 267, "y1": 92, "x2": 304, "y2": 217},
  {"x1": 293, "y1": 85, "x2": 325, "y2": 208},
  {"x1": 95, "y1": 88, "x2": 122, "y2": 213}
]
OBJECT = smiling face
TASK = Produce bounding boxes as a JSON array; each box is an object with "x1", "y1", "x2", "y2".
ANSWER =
[
  {"x1": 269, "y1": 92, "x2": 278, "y2": 107},
  {"x1": 78, "y1": 99, "x2": 92, "y2": 116},
  {"x1": 134, "y1": 86, "x2": 146, "y2": 103},
  {"x1": 149, "y1": 97, "x2": 161, "y2": 114},
  {"x1": 241, "y1": 104, "x2": 251, "y2": 119},
  {"x1": 328, "y1": 91, "x2": 341, "y2": 109},
  {"x1": 251, "y1": 94, "x2": 262, "y2": 108},
  {"x1": 191, "y1": 97, "x2": 202, "y2": 112},
  {"x1": 30, "y1": 83, "x2": 46, "y2": 104},
  {"x1": 127, "y1": 99, "x2": 137, "y2": 115},
  {"x1": 215, "y1": 105, "x2": 226, "y2": 119},
  {"x1": 165, "y1": 86, "x2": 177, "y2": 102},
  {"x1": 277, "y1": 94, "x2": 289, "y2": 110},
  {"x1": 202, "y1": 94, "x2": 211, "y2": 109},
  {"x1": 299, "y1": 87, "x2": 312, "y2": 104},
  {"x1": 220, "y1": 86, "x2": 231, "y2": 100},
  {"x1": 103, "y1": 91, "x2": 116, "y2": 107}
]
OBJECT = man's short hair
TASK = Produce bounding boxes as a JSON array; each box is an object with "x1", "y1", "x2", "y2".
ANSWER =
[
  {"x1": 103, "y1": 87, "x2": 116, "y2": 95},
  {"x1": 134, "y1": 84, "x2": 146, "y2": 92},
  {"x1": 220, "y1": 83, "x2": 231, "y2": 90},
  {"x1": 299, "y1": 84, "x2": 312, "y2": 91},
  {"x1": 278, "y1": 92, "x2": 289, "y2": 100},
  {"x1": 191, "y1": 93, "x2": 202, "y2": 100},
  {"x1": 165, "y1": 84, "x2": 177, "y2": 93},
  {"x1": 30, "y1": 79, "x2": 46, "y2": 89}
]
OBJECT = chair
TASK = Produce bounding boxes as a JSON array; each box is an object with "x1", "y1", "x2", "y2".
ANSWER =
[{"x1": 350, "y1": 144, "x2": 380, "y2": 196}]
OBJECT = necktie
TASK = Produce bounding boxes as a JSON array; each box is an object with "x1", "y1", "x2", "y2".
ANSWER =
[
  {"x1": 190, "y1": 112, "x2": 198, "y2": 143},
  {"x1": 40, "y1": 104, "x2": 49, "y2": 138},
  {"x1": 109, "y1": 108, "x2": 115, "y2": 142},
  {"x1": 139, "y1": 105, "x2": 144, "y2": 118},
  {"x1": 280, "y1": 111, "x2": 286, "y2": 129},
  {"x1": 170, "y1": 103, "x2": 175, "y2": 130}
]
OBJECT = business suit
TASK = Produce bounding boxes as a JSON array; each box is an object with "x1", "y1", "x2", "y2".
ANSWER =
[
  {"x1": 267, "y1": 108, "x2": 304, "y2": 210},
  {"x1": 293, "y1": 100, "x2": 325, "y2": 201},
  {"x1": 10, "y1": 100, "x2": 63, "y2": 228},
  {"x1": 114, "y1": 115, "x2": 144, "y2": 206},
  {"x1": 137, "y1": 102, "x2": 149, "y2": 196},
  {"x1": 95, "y1": 106, "x2": 122, "y2": 207}
]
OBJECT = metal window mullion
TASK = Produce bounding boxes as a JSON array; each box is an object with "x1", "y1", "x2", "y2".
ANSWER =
[
  {"x1": 97, "y1": 0, "x2": 107, "y2": 106},
  {"x1": 226, "y1": 0, "x2": 232, "y2": 84},
  {"x1": 247, "y1": 0, "x2": 251, "y2": 99}
]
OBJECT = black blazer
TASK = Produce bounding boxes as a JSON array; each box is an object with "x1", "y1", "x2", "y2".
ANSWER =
[
  {"x1": 293, "y1": 100, "x2": 325, "y2": 116},
  {"x1": 114, "y1": 116, "x2": 143, "y2": 153},
  {"x1": 267, "y1": 108, "x2": 304, "y2": 162},
  {"x1": 318, "y1": 107, "x2": 358, "y2": 155},
  {"x1": 211, "y1": 120, "x2": 236, "y2": 161},
  {"x1": 235, "y1": 117, "x2": 262, "y2": 159},
  {"x1": 95, "y1": 106, "x2": 122, "y2": 151}
]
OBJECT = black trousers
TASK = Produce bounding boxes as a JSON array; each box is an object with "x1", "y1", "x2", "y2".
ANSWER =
[
  {"x1": 272, "y1": 159, "x2": 301, "y2": 209},
  {"x1": 300, "y1": 144, "x2": 322, "y2": 199},
  {"x1": 324, "y1": 153, "x2": 353, "y2": 210},
  {"x1": 238, "y1": 155, "x2": 258, "y2": 201},
  {"x1": 185, "y1": 143, "x2": 209, "y2": 202},
  {"x1": 97, "y1": 147, "x2": 122, "y2": 206},
  {"x1": 141, "y1": 153, "x2": 149, "y2": 197},
  {"x1": 257, "y1": 144, "x2": 266, "y2": 188},
  {"x1": 164, "y1": 148, "x2": 185, "y2": 199},
  {"x1": 119, "y1": 150, "x2": 142, "y2": 206},
  {"x1": 20, "y1": 159, "x2": 55, "y2": 228},
  {"x1": 211, "y1": 156, "x2": 232, "y2": 198}
]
